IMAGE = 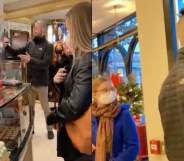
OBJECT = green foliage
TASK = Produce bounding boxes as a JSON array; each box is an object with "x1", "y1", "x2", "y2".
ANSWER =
[{"x1": 116, "y1": 75, "x2": 144, "y2": 115}]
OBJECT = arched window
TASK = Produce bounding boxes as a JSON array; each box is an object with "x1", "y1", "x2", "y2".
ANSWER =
[
  {"x1": 106, "y1": 48, "x2": 127, "y2": 80},
  {"x1": 92, "y1": 52, "x2": 99, "y2": 76},
  {"x1": 131, "y1": 42, "x2": 142, "y2": 85},
  {"x1": 117, "y1": 35, "x2": 134, "y2": 57}
]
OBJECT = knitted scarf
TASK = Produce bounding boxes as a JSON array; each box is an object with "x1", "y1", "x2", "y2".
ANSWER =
[{"x1": 92, "y1": 101, "x2": 120, "y2": 161}]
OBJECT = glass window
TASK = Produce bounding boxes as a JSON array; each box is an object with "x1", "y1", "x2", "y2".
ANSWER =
[
  {"x1": 92, "y1": 37, "x2": 98, "y2": 49},
  {"x1": 176, "y1": 0, "x2": 184, "y2": 19},
  {"x1": 115, "y1": 16, "x2": 137, "y2": 37},
  {"x1": 175, "y1": 0, "x2": 184, "y2": 22},
  {"x1": 175, "y1": 0, "x2": 184, "y2": 49},
  {"x1": 106, "y1": 48, "x2": 126, "y2": 79},
  {"x1": 92, "y1": 52, "x2": 99, "y2": 76},
  {"x1": 98, "y1": 15, "x2": 137, "y2": 45},
  {"x1": 131, "y1": 42, "x2": 142, "y2": 85},
  {"x1": 117, "y1": 35, "x2": 134, "y2": 53},
  {"x1": 47, "y1": 25, "x2": 53, "y2": 43}
]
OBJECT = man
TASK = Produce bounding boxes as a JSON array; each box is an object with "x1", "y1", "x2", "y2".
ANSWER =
[
  {"x1": 5, "y1": 20, "x2": 54, "y2": 139},
  {"x1": 0, "y1": 35, "x2": 18, "y2": 60}
]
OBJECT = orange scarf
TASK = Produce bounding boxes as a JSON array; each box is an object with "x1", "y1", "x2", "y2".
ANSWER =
[{"x1": 92, "y1": 101, "x2": 120, "y2": 161}]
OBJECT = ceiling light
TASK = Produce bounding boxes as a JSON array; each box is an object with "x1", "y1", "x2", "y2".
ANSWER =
[
  {"x1": 104, "y1": 0, "x2": 124, "y2": 8},
  {"x1": 92, "y1": 19, "x2": 102, "y2": 26},
  {"x1": 109, "y1": 6, "x2": 133, "y2": 14}
]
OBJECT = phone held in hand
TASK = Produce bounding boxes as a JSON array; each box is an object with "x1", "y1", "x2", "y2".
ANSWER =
[{"x1": 64, "y1": 65, "x2": 71, "y2": 73}]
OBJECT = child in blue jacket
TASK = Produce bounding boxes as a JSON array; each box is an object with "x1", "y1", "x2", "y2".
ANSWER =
[{"x1": 92, "y1": 77, "x2": 139, "y2": 161}]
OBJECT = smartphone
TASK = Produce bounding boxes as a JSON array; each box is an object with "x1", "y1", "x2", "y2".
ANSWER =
[{"x1": 64, "y1": 65, "x2": 70, "y2": 73}]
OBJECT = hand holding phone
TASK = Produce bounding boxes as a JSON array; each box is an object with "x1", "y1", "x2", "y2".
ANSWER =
[{"x1": 53, "y1": 68, "x2": 67, "y2": 84}]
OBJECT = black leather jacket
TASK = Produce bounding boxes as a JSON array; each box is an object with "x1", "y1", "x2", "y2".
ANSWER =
[{"x1": 56, "y1": 52, "x2": 92, "y2": 159}]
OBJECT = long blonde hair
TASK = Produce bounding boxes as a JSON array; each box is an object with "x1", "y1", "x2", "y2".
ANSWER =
[{"x1": 66, "y1": 2, "x2": 92, "y2": 55}]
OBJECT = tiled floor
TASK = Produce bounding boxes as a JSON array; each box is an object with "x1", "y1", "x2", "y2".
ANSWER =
[
  {"x1": 32, "y1": 102, "x2": 64, "y2": 161},
  {"x1": 31, "y1": 102, "x2": 149, "y2": 161}
]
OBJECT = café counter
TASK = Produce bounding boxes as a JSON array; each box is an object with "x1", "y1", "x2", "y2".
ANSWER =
[{"x1": 0, "y1": 83, "x2": 33, "y2": 161}]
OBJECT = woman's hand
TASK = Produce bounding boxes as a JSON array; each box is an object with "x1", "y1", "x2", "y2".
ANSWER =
[
  {"x1": 53, "y1": 68, "x2": 67, "y2": 84},
  {"x1": 92, "y1": 144, "x2": 96, "y2": 152}
]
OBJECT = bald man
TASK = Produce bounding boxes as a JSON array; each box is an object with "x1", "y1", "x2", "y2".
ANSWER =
[
  {"x1": 0, "y1": 35, "x2": 18, "y2": 60},
  {"x1": 5, "y1": 20, "x2": 54, "y2": 139}
]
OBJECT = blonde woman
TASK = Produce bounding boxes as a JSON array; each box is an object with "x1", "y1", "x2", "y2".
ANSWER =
[
  {"x1": 92, "y1": 77, "x2": 139, "y2": 161},
  {"x1": 159, "y1": 9, "x2": 184, "y2": 161},
  {"x1": 48, "y1": 2, "x2": 92, "y2": 161}
]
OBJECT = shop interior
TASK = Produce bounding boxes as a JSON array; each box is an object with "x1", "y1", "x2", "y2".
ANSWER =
[
  {"x1": 92, "y1": 0, "x2": 182, "y2": 161},
  {"x1": 0, "y1": 0, "x2": 183, "y2": 161},
  {"x1": 0, "y1": 1, "x2": 89, "y2": 161}
]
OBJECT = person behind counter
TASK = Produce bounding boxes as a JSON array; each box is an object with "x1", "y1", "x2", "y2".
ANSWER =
[
  {"x1": 92, "y1": 77, "x2": 139, "y2": 161},
  {"x1": 47, "y1": 2, "x2": 92, "y2": 161},
  {"x1": 3, "y1": 20, "x2": 54, "y2": 140},
  {"x1": 0, "y1": 35, "x2": 18, "y2": 60}
]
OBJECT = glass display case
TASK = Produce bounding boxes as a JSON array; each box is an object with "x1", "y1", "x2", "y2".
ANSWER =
[
  {"x1": 0, "y1": 60, "x2": 27, "y2": 82},
  {"x1": 0, "y1": 61, "x2": 33, "y2": 161}
]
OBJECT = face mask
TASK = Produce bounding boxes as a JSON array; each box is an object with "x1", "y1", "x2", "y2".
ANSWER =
[
  {"x1": 97, "y1": 90, "x2": 117, "y2": 106},
  {"x1": 33, "y1": 36, "x2": 45, "y2": 44}
]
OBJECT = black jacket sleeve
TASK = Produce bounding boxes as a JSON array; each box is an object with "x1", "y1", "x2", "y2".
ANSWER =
[
  {"x1": 5, "y1": 44, "x2": 28, "y2": 57},
  {"x1": 29, "y1": 43, "x2": 53, "y2": 68},
  {"x1": 57, "y1": 54, "x2": 92, "y2": 122}
]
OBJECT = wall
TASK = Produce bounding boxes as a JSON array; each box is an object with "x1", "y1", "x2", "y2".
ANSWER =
[
  {"x1": 135, "y1": 0, "x2": 175, "y2": 161},
  {"x1": 0, "y1": 21, "x2": 31, "y2": 38}
]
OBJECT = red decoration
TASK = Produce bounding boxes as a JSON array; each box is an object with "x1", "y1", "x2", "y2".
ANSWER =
[
  {"x1": 133, "y1": 115, "x2": 148, "y2": 160},
  {"x1": 137, "y1": 124, "x2": 148, "y2": 160},
  {"x1": 150, "y1": 140, "x2": 161, "y2": 155},
  {"x1": 111, "y1": 73, "x2": 122, "y2": 87}
]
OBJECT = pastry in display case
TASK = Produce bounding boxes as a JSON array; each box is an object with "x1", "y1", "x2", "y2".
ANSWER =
[{"x1": 0, "y1": 60, "x2": 33, "y2": 161}]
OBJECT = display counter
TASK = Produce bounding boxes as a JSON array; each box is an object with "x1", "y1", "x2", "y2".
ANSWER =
[
  {"x1": 0, "y1": 83, "x2": 33, "y2": 161},
  {"x1": 0, "y1": 61, "x2": 33, "y2": 161}
]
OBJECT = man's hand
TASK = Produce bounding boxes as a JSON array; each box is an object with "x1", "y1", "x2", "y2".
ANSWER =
[
  {"x1": 18, "y1": 52, "x2": 31, "y2": 64},
  {"x1": 53, "y1": 68, "x2": 67, "y2": 84}
]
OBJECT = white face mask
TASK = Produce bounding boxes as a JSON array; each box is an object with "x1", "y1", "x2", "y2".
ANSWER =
[{"x1": 97, "y1": 91, "x2": 117, "y2": 106}]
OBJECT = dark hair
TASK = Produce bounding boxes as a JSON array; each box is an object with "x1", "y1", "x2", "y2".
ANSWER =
[{"x1": 180, "y1": 8, "x2": 184, "y2": 16}]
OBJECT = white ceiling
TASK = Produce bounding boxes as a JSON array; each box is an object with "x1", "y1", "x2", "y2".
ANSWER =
[
  {"x1": 4, "y1": 0, "x2": 54, "y2": 12},
  {"x1": 92, "y1": 0, "x2": 136, "y2": 34},
  {"x1": 2, "y1": 0, "x2": 136, "y2": 34},
  {"x1": 2, "y1": 0, "x2": 89, "y2": 23},
  {"x1": 1, "y1": 0, "x2": 75, "y2": 24},
  {"x1": 32, "y1": 8, "x2": 69, "y2": 21}
]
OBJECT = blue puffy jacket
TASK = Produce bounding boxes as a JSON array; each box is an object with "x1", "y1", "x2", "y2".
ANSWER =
[{"x1": 92, "y1": 104, "x2": 139, "y2": 161}]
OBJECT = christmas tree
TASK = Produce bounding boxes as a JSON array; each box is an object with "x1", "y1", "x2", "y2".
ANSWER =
[{"x1": 111, "y1": 73, "x2": 144, "y2": 115}]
